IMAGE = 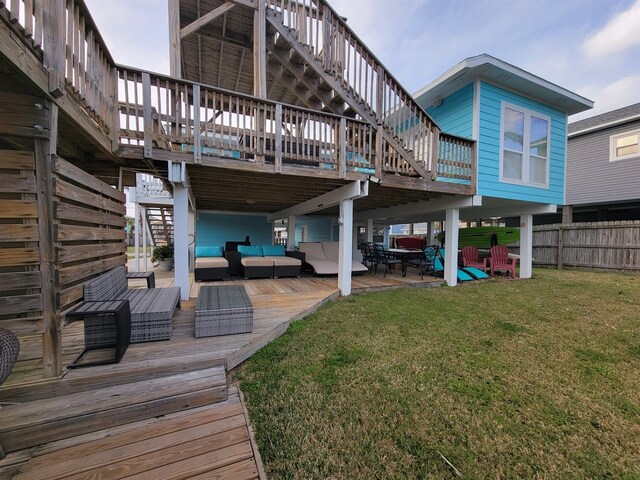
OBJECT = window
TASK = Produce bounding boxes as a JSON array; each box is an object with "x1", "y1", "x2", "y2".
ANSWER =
[
  {"x1": 610, "y1": 129, "x2": 640, "y2": 162},
  {"x1": 500, "y1": 103, "x2": 550, "y2": 187}
]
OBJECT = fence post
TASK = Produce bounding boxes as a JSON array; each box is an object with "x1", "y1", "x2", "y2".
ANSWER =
[{"x1": 557, "y1": 226, "x2": 564, "y2": 269}]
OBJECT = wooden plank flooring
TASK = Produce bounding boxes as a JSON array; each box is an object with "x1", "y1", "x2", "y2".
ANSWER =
[{"x1": 10, "y1": 387, "x2": 261, "y2": 480}]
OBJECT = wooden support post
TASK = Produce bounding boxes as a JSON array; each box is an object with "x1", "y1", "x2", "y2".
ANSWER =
[
  {"x1": 444, "y1": 208, "x2": 459, "y2": 287},
  {"x1": 142, "y1": 73, "x2": 153, "y2": 159},
  {"x1": 339, "y1": 117, "x2": 347, "y2": 179},
  {"x1": 109, "y1": 66, "x2": 119, "y2": 150},
  {"x1": 142, "y1": 206, "x2": 148, "y2": 272},
  {"x1": 519, "y1": 214, "x2": 533, "y2": 278},
  {"x1": 375, "y1": 127, "x2": 383, "y2": 176},
  {"x1": 274, "y1": 103, "x2": 282, "y2": 173},
  {"x1": 431, "y1": 126, "x2": 440, "y2": 180},
  {"x1": 43, "y1": 0, "x2": 65, "y2": 97},
  {"x1": 35, "y1": 103, "x2": 61, "y2": 377},
  {"x1": 253, "y1": 0, "x2": 266, "y2": 165},
  {"x1": 168, "y1": 0, "x2": 182, "y2": 78},
  {"x1": 134, "y1": 199, "x2": 140, "y2": 272},
  {"x1": 366, "y1": 218, "x2": 374, "y2": 242},
  {"x1": 287, "y1": 215, "x2": 296, "y2": 251},
  {"x1": 193, "y1": 84, "x2": 201, "y2": 164},
  {"x1": 322, "y1": 7, "x2": 331, "y2": 71},
  {"x1": 557, "y1": 226, "x2": 564, "y2": 270},
  {"x1": 174, "y1": 182, "x2": 190, "y2": 301},
  {"x1": 338, "y1": 198, "x2": 353, "y2": 296},
  {"x1": 562, "y1": 205, "x2": 573, "y2": 224}
]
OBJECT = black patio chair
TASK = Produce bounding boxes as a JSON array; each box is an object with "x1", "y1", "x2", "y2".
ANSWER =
[
  {"x1": 372, "y1": 243, "x2": 402, "y2": 277},
  {"x1": 359, "y1": 242, "x2": 378, "y2": 274},
  {"x1": 406, "y1": 245, "x2": 440, "y2": 280}
]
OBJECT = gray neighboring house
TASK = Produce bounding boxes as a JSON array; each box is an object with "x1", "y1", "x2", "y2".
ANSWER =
[{"x1": 530, "y1": 103, "x2": 640, "y2": 224}]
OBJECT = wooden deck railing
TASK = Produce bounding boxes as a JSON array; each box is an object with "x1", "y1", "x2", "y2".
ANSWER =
[
  {"x1": 118, "y1": 67, "x2": 475, "y2": 185},
  {"x1": 1, "y1": 0, "x2": 118, "y2": 141},
  {"x1": 118, "y1": 68, "x2": 377, "y2": 176},
  {"x1": 265, "y1": 0, "x2": 446, "y2": 177}
]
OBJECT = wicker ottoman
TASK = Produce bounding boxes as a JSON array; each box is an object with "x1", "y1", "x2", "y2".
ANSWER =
[{"x1": 195, "y1": 285, "x2": 254, "y2": 337}]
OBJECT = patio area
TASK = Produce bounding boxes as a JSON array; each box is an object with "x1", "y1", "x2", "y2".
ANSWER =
[{"x1": 0, "y1": 267, "x2": 440, "y2": 479}]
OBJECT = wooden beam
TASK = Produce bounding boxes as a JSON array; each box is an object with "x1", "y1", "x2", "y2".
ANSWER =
[
  {"x1": 168, "y1": 0, "x2": 181, "y2": 78},
  {"x1": 228, "y1": 0, "x2": 257, "y2": 8},
  {"x1": 180, "y1": 2, "x2": 236, "y2": 39},
  {"x1": 267, "y1": 181, "x2": 368, "y2": 221},
  {"x1": 253, "y1": 1, "x2": 266, "y2": 97},
  {"x1": 42, "y1": 0, "x2": 65, "y2": 97},
  {"x1": 35, "y1": 103, "x2": 61, "y2": 378}
]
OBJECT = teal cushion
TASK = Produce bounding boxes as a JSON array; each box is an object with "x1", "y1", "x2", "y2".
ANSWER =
[
  {"x1": 238, "y1": 245, "x2": 263, "y2": 257},
  {"x1": 195, "y1": 246, "x2": 223, "y2": 258},
  {"x1": 262, "y1": 245, "x2": 285, "y2": 256}
]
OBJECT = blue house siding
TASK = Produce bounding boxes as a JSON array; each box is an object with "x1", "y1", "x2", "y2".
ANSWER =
[
  {"x1": 295, "y1": 216, "x2": 333, "y2": 245},
  {"x1": 424, "y1": 82, "x2": 474, "y2": 138},
  {"x1": 477, "y1": 81, "x2": 567, "y2": 204},
  {"x1": 196, "y1": 213, "x2": 273, "y2": 247}
]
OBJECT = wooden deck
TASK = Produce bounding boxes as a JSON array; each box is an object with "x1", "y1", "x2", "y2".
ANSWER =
[{"x1": 1, "y1": 269, "x2": 439, "y2": 479}]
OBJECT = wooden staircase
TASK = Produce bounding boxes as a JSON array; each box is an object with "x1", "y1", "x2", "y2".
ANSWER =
[
  {"x1": 146, "y1": 206, "x2": 174, "y2": 246},
  {"x1": 265, "y1": 0, "x2": 441, "y2": 179}
]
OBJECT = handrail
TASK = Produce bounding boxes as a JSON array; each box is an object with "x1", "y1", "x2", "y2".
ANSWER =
[
  {"x1": 265, "y1": 0, "x2": 441, "y2": 175},
  {"x1": 118, "y1": 66, "x2": 375, "y2": 176},
  {"x1": 1, "y1": 0, "x2": 118, "y2": 140}
]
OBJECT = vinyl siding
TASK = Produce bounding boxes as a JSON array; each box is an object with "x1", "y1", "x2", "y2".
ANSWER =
[
  {"x1": 295, "y1": 216, "x2": 333, "y2": 245},
  {"x1": 567, "y1": 120, "x2": 640, "y2": 205},
  {"x1": 196, "y1": 213, "x2": 273, "y2": 247},
  {"x1": 424, "y1": 82, "x2": 474, "y2": 138},
  {"x1": 477, "y1": 81, "x2": 567, "y2": 204}
]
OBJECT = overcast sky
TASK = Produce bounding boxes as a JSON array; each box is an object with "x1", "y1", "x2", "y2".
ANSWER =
[{"x1": 85, "y1": 0, "x2": 640, "y2": 121}]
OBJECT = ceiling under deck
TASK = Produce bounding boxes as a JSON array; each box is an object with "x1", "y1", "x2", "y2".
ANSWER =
[{"x1": 187, "y1": 165, "x2": 447, "y2": 216}]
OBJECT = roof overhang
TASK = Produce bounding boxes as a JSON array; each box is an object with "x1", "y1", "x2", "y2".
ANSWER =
[{"x1": 414, "y1": 54, "x2": 593, "y2": 116}]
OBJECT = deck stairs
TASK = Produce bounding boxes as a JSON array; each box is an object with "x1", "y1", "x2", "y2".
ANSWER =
[
  {"x1": 265, "y1": 0, "x2": 440, "y2": 178},
  {"x1": 0, "y1": 353, "x2": 228, "y2": 461},
  {"x1": 146, "y1": 206, "x2": 174, "y2": 246}
]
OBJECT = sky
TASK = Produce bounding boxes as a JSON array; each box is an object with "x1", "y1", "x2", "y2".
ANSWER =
[{"x1": 85, "y1": 0, "x2": 640, "y2": 122}]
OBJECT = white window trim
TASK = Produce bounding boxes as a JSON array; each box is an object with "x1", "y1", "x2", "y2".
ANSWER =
[
  {"x1": 609, "y1": 129, "x2": 640, "y2": 162},
  {"x1": 499, "y1": 102, "x2": 551, "y2": 188}
]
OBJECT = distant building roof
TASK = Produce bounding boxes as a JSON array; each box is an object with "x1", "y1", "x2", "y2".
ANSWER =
[
  {"x1": 568, "y1": 102, "x2": 640, "y2": 136},
  {"x1": 414, "y1": 54, "x2": 593, "y2": 116}
]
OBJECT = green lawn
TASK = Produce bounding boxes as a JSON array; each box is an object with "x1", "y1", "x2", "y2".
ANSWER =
[{"x1": 233, "y1": 269, "x2": 640, "y2": 479}]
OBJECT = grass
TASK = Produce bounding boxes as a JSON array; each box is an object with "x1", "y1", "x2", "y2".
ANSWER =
[{"x1": 232, "y1": 269, "x2": 640, "y2": 479}]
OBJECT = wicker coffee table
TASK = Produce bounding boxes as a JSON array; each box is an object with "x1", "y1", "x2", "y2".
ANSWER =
[{"x1": 195, "y1": 285, "x2": 254, "y2": 337}]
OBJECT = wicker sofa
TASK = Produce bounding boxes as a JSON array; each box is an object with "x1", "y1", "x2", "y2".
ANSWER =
[
  {"x1": 298, "y1": 241, "x2": 368, "y2": 275},
  {"x1": 194, "y1": 246, "x2": 229, "y2": 281},
  {"x1": 237, "y1": 245, "x2": 303, "y2": 279},
  {"x1": 83, "y1": 266, "x2": 181, "y2": 343}
]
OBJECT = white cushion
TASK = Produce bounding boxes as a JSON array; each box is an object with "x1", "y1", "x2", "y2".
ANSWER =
[
  {"x1": 320, "y1": 242, "x2": 339, "y2": 262},
  {"x1": 299, "y1": 242, "x2": 326, "y2": 260},
  {"x1": 241, "y1": 257, "x2": 274, "y2": 267},
  {"x1": 265, "y1": 256, "x2": 301, "y2": 266}
]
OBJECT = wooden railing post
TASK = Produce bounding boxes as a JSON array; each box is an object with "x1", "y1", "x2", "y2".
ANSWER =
[
  {"x1": 375, "y1": 127, "x2": 383, "y2": 177},
  {"x1": 338, "y1": 117, "x2": 346, "y2": 178},
  {"x1": 430, "y1": 126, "x2": 440, "y2": 181},
  {"x1": 470, "y1": 139, "x2": 477, "y2": 194},
  {"x1": 193, "y1": 84, "x2": 201, "y2": 164},
  {"x1": 109, "y1": 66, "x2": 119, "y2": 151},
  {"x1": 274, "y1": 103, "x2": 283, "y2": 172},
  {"x1": 322, "y1": 7, "x2": 331, "y2": 71},
  {"x1": 43, "y1": 0, "x2": 65, "y2": 97},
  {"x1": 142, "y1": 73, "x2": 153, "y2": 159}
]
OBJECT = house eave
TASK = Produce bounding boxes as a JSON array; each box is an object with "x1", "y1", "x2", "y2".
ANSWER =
[{"x1": 414, "y1": 54, "x2": 594, "y2": 116}]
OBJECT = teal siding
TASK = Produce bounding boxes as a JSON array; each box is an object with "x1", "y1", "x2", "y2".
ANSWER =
[
  {"x1": 477, "y1": 81, "x2": 567, "y2": 204},
  {"x1": 424, "y1": 82, "x2": 474, "y2": 138},
  {"x1": 196, "y1": 213, "x2": 273, "y2": 247},
  {"x1": 295, "y1": 216, "x2": 333, "y2": 245}
]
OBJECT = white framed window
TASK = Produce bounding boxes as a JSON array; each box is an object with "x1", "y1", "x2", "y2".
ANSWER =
[
  {"x1": 500, "y1": 102, "x2": 550, "y2": 188},
  {"x1": 610, "y1": 129, "x2": 640, "y2": 162}
]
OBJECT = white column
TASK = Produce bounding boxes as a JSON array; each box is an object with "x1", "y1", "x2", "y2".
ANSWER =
[
  {"x1": 444, "y1": 208, "x2": 459, "y2": 287},
  {"x1": 338, "y1": 199, "x2": 353, "y2": 296},
  {"x1": 366, "y1": 218, "x2": 374, "y2": 242},
  {"x1": 188, "y1": 209, "x2": 196, "y2": 272},
  {"x1": 173, "y1": 184, "x2": 190, "y2": 300},
  {"x1": 519, "y1": 214, "x2": 533, "y2": 279},
  {"x1": 142, "y1": 207, "x2": 148, "y2": 272},
  {"x1": 134, "y1": 201, "x2": 140, "y2": 272},
  {"x1": 286, "y1": 215, "x2": 296, "y2": 251}
]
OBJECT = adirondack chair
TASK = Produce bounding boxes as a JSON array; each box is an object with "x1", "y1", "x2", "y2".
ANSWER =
[
  {"x1": 461, "y1": 246, "x2": 488, "y2": 272},
  {"x1": 488, "y1": 245, "x2": 517, "y2": 277}
]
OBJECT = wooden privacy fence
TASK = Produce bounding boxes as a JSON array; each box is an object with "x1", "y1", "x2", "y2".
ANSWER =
[
  {"x1": 0, "y1": 149, "x2": 125, "y2": 382},
  {"x1": 511, "y1": 221, "x2": 640, "y2": 271}
]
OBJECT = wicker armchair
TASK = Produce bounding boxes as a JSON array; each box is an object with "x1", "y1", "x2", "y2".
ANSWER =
[{"x1": 0, "y1": 328, "x2": 19, "y2": 385}]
